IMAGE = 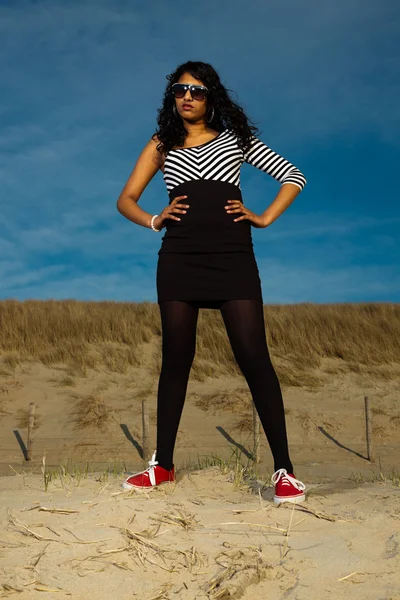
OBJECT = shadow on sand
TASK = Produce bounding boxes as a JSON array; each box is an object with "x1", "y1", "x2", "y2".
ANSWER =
[{"x1": 318, "y1": 426, "x2": 368, "y2": 460}]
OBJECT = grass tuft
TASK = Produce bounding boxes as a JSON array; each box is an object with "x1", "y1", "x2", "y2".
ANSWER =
[{"x1": 71, "y1": 392, "x2": 114, "y2": 432}]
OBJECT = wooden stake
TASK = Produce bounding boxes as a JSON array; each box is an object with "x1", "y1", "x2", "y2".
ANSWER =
[
  {"x1": 142, "y1": 398, "x2": 150, "y2": 464},
  {"x1": 27, "y1": 402, "x2": 35, "y2": 461},
  {"x1": 364, "y1": 395, "x2": 374, "y2": 462},
  {"x1": 252, "y1": 402, "x2": 260, "y2": 463}
]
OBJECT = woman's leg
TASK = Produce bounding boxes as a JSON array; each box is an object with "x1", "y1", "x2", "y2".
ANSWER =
[
  {"x1": 219, "y1": 299, "x2": 294, "y2": 473},
  {"x1": 156, "y1": 300, "x2": 199, "y2": 470}
]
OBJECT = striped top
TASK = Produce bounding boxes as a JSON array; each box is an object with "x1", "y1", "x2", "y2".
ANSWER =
[{"x1": 163, "y1": 129, "x2": 307, "y2": 193}]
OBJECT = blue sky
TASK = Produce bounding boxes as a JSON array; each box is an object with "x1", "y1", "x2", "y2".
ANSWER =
[{"x1": 1, "y1": 0, "x2": 399, "y2": 304}]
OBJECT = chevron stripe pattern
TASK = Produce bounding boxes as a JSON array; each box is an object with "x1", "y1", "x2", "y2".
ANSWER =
[{"x1": 163, "y1": 129, "x2": 307, "y2": 193}]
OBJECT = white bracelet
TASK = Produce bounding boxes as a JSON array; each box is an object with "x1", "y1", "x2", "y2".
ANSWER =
[{"x1": 150, "y1": 214, "x2": 161, "y2": 232}]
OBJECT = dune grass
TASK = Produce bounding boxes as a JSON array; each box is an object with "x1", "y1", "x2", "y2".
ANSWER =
[
  {"x1": 9, "y1": 445, "x2": 400, "y2": 494},
  {"x1": 26, "y1": 446, "x2": 264, "y2": 493},
  {"x1": 0, "y1": 300, "x2": 399, "y2": 389},
  {"x1": 28, "y1": 448, "x2": 259, "y2": 492}
]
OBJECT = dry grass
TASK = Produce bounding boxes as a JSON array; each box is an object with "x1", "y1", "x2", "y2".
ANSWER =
[
  {"x1": 50, "y1": 375, "x2": 77, "y2": 387},
  {"x1": 71, "y1": 392, "x2": 118, "y2": 432},
  {"x1": 149, "y1": 507, "x2": 201, "y2": 531},
  {"x1": 371, "y1": 405, "x2": 389, "y2": 416},
  {"x1": 372, "y1": 424, "x2": 389, "y2": 440},
  {"x1": 296, "y1": 410, "x2": 318, "y2": 436},
  {"x1": 2, "y1": 351, "x2": 22, "y2": 369},
  {"x1": 390, "y1": 413, "x2": 400, "y2": 426},
  {"x1": 348, "y1": 467, "x2": 400, "y2": 485},
  {"x1": 232, "y1": 415, "x2": 254, "y2": 433},
  {"x1": 0, "y1": 300, "x2": 399, "y2": 387},
  {"x1": 0, "y1": 401, "x2": 11, "y2": 420},
  {"x1": 232, "y1": 406, "x2": 292, "y2": 434},
  {"x1": 0, "y1": 367, "x2": 13, "y2": 377},
  {"x1": 0, "y1": 378, "x2": 22, "y2": 393},
  {"x1": 193, "y1": 388, "x2": 251, "y2": 415}
]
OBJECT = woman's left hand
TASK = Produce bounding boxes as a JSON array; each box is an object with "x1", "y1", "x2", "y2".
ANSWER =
[{"x1": 225, "y1": 200, "x2": 267, "y2": 228}]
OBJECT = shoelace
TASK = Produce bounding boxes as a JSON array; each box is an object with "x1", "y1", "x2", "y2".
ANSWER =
[
  {"x1": 271, "y1": 468, "x2": 306, "y2": 491},
  {"x1": 138, "y1": 451, "x2": 159, "y2": 486}
]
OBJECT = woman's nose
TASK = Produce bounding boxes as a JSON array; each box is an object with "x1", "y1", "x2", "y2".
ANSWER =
[{"x1": 183, "y1": 91, "x2": 193, "y2": 101}]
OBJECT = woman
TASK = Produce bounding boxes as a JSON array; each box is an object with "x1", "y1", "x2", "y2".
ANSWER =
[{"x1": 117, "y1": 61, "x2": 307, "y2": 505}]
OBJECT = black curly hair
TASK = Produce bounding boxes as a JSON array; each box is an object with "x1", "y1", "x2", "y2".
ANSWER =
[{"x1": 153, "y1": 61, "x2": 260, "y2": 156}]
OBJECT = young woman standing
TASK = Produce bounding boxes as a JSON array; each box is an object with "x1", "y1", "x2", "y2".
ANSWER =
[{"x1": 117, "y1": 61, "x2": 307, "y2": 505}]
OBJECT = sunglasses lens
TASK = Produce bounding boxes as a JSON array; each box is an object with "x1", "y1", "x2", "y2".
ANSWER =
[
  {"x1": 172, "y1": 84, "x2": 186, "y2": 98},
  {"x1": 192, "y1": 87, "x2": 207, "y2": 101}
]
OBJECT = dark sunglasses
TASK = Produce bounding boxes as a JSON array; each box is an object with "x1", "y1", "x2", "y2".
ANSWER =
[{"x1": 171, "y1": 83, "x2": 208, "y2": 101}]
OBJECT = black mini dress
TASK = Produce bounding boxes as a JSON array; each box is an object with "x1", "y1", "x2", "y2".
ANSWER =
[{"x1": 156, "y1": 129, "x2": 306, "y2": 309}]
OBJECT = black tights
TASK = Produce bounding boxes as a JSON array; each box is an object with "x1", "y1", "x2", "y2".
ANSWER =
[{"x1": 156, "y1": 299, "x2": 293, "y2": 474}]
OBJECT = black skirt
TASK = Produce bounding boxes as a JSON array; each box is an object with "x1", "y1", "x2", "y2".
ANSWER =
[
  {"x1": 156, "y1": 251, "x2": 263, "y2": 308},
  {"x1": 156, "y1": 179, "x2": 263, "y2": 308}
]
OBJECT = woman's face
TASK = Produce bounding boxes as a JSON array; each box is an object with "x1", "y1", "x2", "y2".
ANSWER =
[{"x1": 174, "y1": 71, "x2": 208, "y2": 123}]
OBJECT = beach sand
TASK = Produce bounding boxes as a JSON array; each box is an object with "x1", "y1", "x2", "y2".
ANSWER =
[
  {"x1": 0, "y1": 468, "x2": 399, "y2": 599},
  {"x1": 0, "y1": 355, "x2": 399, "y2": 598}
]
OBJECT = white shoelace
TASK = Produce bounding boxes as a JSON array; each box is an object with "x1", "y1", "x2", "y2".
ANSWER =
[
  {"x1": 135, "y1": 451, "x2": 159, "y2": 486},
  {"x1": 271, "y1": 468, "x2": 306, "y2": 491}
]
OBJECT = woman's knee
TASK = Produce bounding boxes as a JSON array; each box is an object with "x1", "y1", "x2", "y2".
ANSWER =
[
  {"x1": 161, "y1": 346, "x2": 196, "y2": 373},
  {"x1": 233, "y1": 343, "x2": 273, "y2": 374}
]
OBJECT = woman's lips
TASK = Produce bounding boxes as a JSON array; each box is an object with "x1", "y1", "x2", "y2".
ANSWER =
[{"x1": 182, "y1": 104, "x2": 193, "y2": 110}]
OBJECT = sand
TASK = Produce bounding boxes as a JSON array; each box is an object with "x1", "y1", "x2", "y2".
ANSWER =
[
  {"x1": 0, "y1": 468, "x2": 399, "y2": 599},
  {"x1": 1, "y1": 355, "x2": 399, "y2": 481},
  {"x1": 0, "y1": 355, "x2": 399, "y2": 597}
]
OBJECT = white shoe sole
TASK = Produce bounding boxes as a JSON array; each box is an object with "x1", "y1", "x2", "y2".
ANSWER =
[
  {"x1": 274, "y1": 493, "x2": 306, "y2": 506},
  {"x1": 121, "y1": 479, "x2": 175, "y2": 491}
]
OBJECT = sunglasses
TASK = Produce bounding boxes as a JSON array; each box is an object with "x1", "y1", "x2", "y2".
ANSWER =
[{"x1": 171, "y1": 82, "x2": 208, "y2": 101}]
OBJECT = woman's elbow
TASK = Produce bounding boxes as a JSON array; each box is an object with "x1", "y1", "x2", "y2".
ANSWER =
[
  {"x1": 117, "y1": 195, "x2": 134, "y2": 214},
  {"x1": 116, "y1": 196, "x2": 125, "y2": 214}
]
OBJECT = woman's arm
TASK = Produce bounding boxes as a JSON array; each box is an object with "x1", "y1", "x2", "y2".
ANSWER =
[
  {"x1": 243, "y1": 135, "x2": 307, "y2": 227},
  {"x1": 243, "y1": 135, "x2": 307, "y2": 191},
  {"x1": 260, "y1": 183, "x2": 301, "y2": 226},
  {"x1": 116, "y1": 136, "x2": 164, "y2": 228}
]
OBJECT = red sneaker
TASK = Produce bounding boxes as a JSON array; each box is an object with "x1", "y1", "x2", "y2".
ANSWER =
[
  {"x1": 122, "y1": 452, "x2": 175, "y2": 490},
  {"x1": 271, "y1": 468, "x2": 306, "y2": 506}
]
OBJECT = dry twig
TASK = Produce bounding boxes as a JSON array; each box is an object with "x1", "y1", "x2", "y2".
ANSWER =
[
  {"x1": 7, "y1": 511, "x2": 63, "y2": 543},
  {"x1": 279, "y1": 503, "x2": 338, "y2": 522},
  {"x1": 23, "y1": 505, "x2": 80, "y2": 515},
  {"x1": 31, "y1": 542, "x2": 51, "y2": 567}
]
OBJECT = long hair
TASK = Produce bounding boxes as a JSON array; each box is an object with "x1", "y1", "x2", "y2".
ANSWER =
[{"x1": 153, "y1": 61, "x2": 260, "y2": 156}]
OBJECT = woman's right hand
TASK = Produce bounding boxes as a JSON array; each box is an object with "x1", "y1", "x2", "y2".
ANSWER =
[{"x1": 154, "y1": 195, "x2": 189, "y2": 229}]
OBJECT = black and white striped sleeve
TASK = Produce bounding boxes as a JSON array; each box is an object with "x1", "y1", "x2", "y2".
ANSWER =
[{"x1": 243, "y1": 136, "x2": 307, "y2": 191}]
